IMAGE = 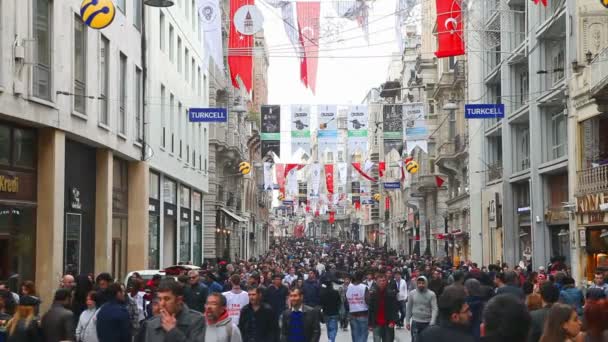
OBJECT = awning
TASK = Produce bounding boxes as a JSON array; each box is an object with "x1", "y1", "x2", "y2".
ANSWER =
[{"x1": 221, "y1": 208, "x2": 247, "y2": 222}]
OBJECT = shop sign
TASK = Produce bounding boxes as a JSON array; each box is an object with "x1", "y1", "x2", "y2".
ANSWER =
[
  {"x1": 70, "y1": 188, "x2": 82, "y2": 210},
  {"x1": 0, "y1": 175, "x2": 19, "y2": 193},
  {"x1": 545, "y1": 207, "x2": 570, "y2": 224},
  {"x1": 579, "y1": 229, "x2": 587, "y2": 247},
  {"x1": 576, "y1": 192, "x2": 608, "y2": 223}
]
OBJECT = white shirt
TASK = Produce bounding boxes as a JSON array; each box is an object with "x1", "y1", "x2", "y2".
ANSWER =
[
  {"x1": 316, "y1": 263, "x2": 326, "y2": 275},
  {"x1": 396, "y1": 279, "x2": 408, "y2": 301},
  {"x1": 223, "y1": 290, "x2": 249, "y2": 323},
  {"x1": 129, "y1": 291, "x2": 146, "y2": 322},
  {"x1": 346, "y1": 283, "x2": 368, "y2": 313},
  {"x1": 283, "y1": 274, "x2": 297, "y2": 286}
]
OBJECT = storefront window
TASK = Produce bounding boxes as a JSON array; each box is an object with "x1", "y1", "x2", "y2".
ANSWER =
[
  {"x1": 164, "y1": 178, "x2": 176, "y2": 204},
  {"x1": 13, "y1": 129, "x2": 36, "y2": 169},
  {"x1": 64, "y1": 213, "x2": 82, "y2": 275},
  {"x1": 149, "y1": 214, "x2": 160, "y2": 269},
  {"x1": 582, "y1": 113, "x2": 608, "y2": 168},
  {"x1": 192, "y1": 192, "x2": 201, "y2": 212},
  {"x1": 180, "y1": 186, "x2": 190, "y2": 208},
  {"x1": 0, "y1": 125, "x2": 10, "y2": 165},
  {"x1": 150, "y1": 172, "x2": 160, "y2": 200},
  {"x1": 0, "y1": 206, "x2": 36, "y2": 281},
  {"x1": 193, "y1": 221, "x2": 202, "y2": 265}
]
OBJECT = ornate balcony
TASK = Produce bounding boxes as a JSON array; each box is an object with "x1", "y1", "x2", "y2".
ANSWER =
[{"x1": 577, "y1": 164, "x2": 608, "y2": 195}]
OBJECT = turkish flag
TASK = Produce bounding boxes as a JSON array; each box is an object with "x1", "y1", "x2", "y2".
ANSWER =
[
  {"x1": 276, "y1": 164, "x2": 285, "y2": 196},
  {"x1": 533, "y1": 0, "x2": 547, "y2": 6},
  {"x1": 324, "y1": 164, "x2": 334, "y2": 194},
  {"x1": 284, "y1": 163, "x2": 302, "y2": 178},
  {"x1": 378, "y1": 162, "x2": 386, "y2": 178},
  {"x1": 329, "y1": 211, "x2": 335, "y2": 224},
  {"x1": 385, "y1": 197, "x2": 390, "y2": 210},
  {"x1": 352, "y1": 163, "x2": 377, "y2": 182},
  {"x1": 435, "y1": 0, "x2": 465, "y2": 58},
  {"x1": 296, "y1": 1, "x2": 320, "y2": 94},
  {"x1": 435, "y1": 176, "x2": 445, "y2": 187},
  {"x1": 355, "y1": 200, "x2": 361, "y2": 210},
  {"x1": 228, "y1": 0, "x2": 254, "y2": 92}
]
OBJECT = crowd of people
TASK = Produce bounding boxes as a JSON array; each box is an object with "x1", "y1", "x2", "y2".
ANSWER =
[{"x1": 0, "y1": 237, "x2": 607, "y2": 342}]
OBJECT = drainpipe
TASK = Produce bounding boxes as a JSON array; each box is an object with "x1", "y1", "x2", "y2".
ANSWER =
[{"x1": 141, "y1": 5, "x2": 148, "y2": 161}]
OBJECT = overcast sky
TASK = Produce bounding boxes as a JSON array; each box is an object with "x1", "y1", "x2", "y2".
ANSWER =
[{"x1": 259, "y1": 0, "x2": 400, "y2": 106}]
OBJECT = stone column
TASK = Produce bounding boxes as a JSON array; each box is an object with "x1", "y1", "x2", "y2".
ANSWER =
[
  {"x1": 36, "y1": 129, "x2": 65, "y2": 312},
  {"x1": 95, "y1": 150, "x2": 113, "y2": 273},
  {"x1": 127, "y1": 160, "x2": 149, "y2": 271}
]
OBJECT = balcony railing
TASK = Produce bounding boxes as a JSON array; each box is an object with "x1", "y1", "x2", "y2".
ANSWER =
[
  {"x1": 577, "y1": 164, "x2": 608, "y2": 195},
  {"x1": 590, "y1": 47, "x2": 608, "y2": 97}
]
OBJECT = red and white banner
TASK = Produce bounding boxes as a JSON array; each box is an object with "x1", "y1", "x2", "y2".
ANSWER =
[
  {"x1": 329, "y1": 211, "x2": 335, "y2": 224},
  {"x1": 276, "y1": 164, "x2": 286, "y2": 196},
  {"x1": 435, "y1": 0, "x2": 465, "y2": 58},
  {"x1": 379, "y1": 162, "x2": 386, "y2": 178},
  {"x1": 324, "y1": 164, "x2": 334, "y2": 194},
  {"x1": 228, "y1": 0, "x2": 254, "y2": 91},
  {"x1": 352, "y1": 162, "x2": 377, "y2": 182},
  {"x1": 296, "y1": 1, "x2": 320, "y2": 93}
]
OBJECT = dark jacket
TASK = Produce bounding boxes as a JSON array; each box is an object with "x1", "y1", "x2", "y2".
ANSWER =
[
  {"x1": 96, "y1": 300, "x2": 132, "y2": 342},
  {"x1": 6, "y1": 320, "x2": 41, "y2": 342},
  {"x1": 238, "y1": 303, "x2": 279, "y2": 342},
  {"x1": 466, "y1": 295, "x2": 485, "y2": 340},
  {"x1": 419, "y1": 319, "x2": 475, "y2": 342},
  {"x1": 495, "y1": 286, "x2": 524, "y2": 301},
  {"x1": 319, "y1": 286, "x2": 341, "y2": 317},
  {"x1": 302, "y1": 279, "x2": 320, "y2": 307},
  {"x1": 266, "y1": 284, "x2": 289, "y2": 319},
  {"x1": 204, "y1": 280, "x2": 224, "y2": 294},
  {"x1": 184, "y1": 283, "x2": 208, "y2": 313},
  {"x1": 141, "y1": 304, "x2": 205, "y2": 342},
  {"x1": 41, "y1": 303, "x2": 75, "y2": 342},
  {"x1": 528, "y1": 306, "x2": 551, "y2": 342},
  {"x1": 428, "y1": 278, "x2": 445, "y2": 297},
  {"x1": 280, "y1": 306, "x2": 321, "y2": 342},
  {"x1": 368, "y1": 284, "x2": 399, "y2": 328}
]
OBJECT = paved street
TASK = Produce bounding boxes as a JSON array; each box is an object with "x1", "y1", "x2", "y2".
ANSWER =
[{"x1": 321, "y1": 324, "x2": 412, "y2": 342}]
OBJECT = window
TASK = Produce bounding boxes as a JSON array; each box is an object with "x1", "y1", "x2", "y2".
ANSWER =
[
  {"x1": 178, "y1": 102, "x2": 183, "y2": 158},
  {"x1": 184, "y1": 0, "x2": 189, "y2": 16},
  {"x1": 448, "y1": 109, "x2": 456, "y2": 139},
  {"x1": 115, "y1": 0, "x2": 125, "y2": 14},
  {"x1": 515, "y1": 125, "x2": 530, "y2": 171},
  {"x1": 170, "y1": 93, "x2": 175, "y2": 152},
  {"x1": 192, "y1": 149, "x2": 196, "y2": 167},
  {"x1": 74, "y1": 16, "x2": 87, "y2": 114},
  {"x1": 0, "y1": 125, "x2": 36, "y2": 169},
  {"x1": 169, "y1": 24, "x2": 175, "y2": 62},
  {"x1": 550, "y1": 109, "x2": 566, "y2": 160},
  {"x1": 191, "y1": 0, "x2": 196, "y2": 31},
  {"x1": 197, "y1": 67, "x2": 202, "y2": 96},
  {"x1": 33, "y1": 0, "x2": 51, "y2": 100},
  {"x1": 119, "y1": 53, "x2": 127, "y2": 134},
  {"x1": 203, "y1": 74, "x2": 207, "y2": 98},
  {"x1": 134, "y1": 0, "x2": 142, "y2": 30},
  {"x1": 177, "y1": 37, "x2": 182, "y2": 72},
  {"x1": 161, "y1": 84, "x2": 166, "y2": 147},
  {"x1": 135, "y1": 67, "x2": 143, "y2": 142},
  {"x1": 191, "y1": 59, "x2": 195, "y2": 88},
  {"x1": 0, "y1": 126, "x2": 9, "y2": 165},
  {"x1": 186, "y1": 145, "x2": 190, "y2": 163},
  {"x1": 159, "y1": 12, "x2": 166, "y2": 51},
  {"x1": 99, "y1": 36, "x2": 110, "y2": 125},
  {"x1": 185, "y1": 48, "x2": 189, "y2": 80}
]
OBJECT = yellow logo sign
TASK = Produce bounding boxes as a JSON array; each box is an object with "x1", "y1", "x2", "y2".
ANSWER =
[
  {"x1": 0, "y1": 175, "x2": 19, "y2": 193},
  {"x1": 80, "y1": 0, "x2": 116, "y2": 30}
]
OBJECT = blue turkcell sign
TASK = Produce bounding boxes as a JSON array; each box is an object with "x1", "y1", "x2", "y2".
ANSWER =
[
  {"x1": 188, "y1": 108, "x2": 228, "y2": 122},
  {"x1": 383, "y1": 182, "x2": 401, "y2": 190},
  {"x1": 464, "y1": 104, "x2": 505, "y2": 119}
]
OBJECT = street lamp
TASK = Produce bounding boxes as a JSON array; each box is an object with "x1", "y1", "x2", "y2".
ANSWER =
[{"x1": 144, "y1": 0, "x2": 175, "y2": 7}]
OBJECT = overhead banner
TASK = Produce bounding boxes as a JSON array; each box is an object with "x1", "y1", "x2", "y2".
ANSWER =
[
  {"x1": 317, "y1": 105, "x2": 338, "y2": 157},
  {"x1": 263, "y1": 162, "x2": 273, "y2": 191},
  {"x1": 199, "y1": 0, "x2": 223, "y2": 70},
  {"x1": 404, "y1": 102, "x2": 428, "y2": 153},
  {"x1": 286, "y1": 167, "x2": 298, "y2": 196},
  {"x1": 310, "y1": 163, "x2": 322, "y2": 197},
  {"x1": 337, "y1": 162, "x2": 348, "y2": 188},
  {"x1": 261, "y1": 105, "x2": 281, "y2": 158},
  {"x1": 291, "y1": 105, "x2": 311, "y2": 159},
  {"x1": 324, "y1": 164, "x2": 334, "y2": 194},
  {"x1": 347, "y1": 105, "x2": 369, "y2": 157},
  {"x1": 383, "y1": 104, "x2": 403, "y2": 140}
]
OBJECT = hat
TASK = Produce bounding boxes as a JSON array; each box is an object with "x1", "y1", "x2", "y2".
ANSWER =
[
  {"x1": 19, "y1": 295, "x2": 39, "y2": 307},
  {"x1": 538, "y1": 266, "x2": 545, "y2": 271}
]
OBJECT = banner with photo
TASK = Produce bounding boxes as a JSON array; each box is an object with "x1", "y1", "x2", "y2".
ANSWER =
[
  {"x1": 347, "y1": 105, "x2": 369, "y2": 157},
  {"x1": 317, "y1": 105, "x2": 338, "y2": 157},
  {"x1": 261, "y1": 105, "x2": 281, "y2": 158},
  {"x1": 309, "y1": 163, "x2": 322, "y2": 197},
  {"x1": 383, "y1": 104, "x2": 403, "y2": 140},
  {"x1": 403, "y1": 102, "x2": 428, "y2": 153},
  {"x1": 291, "y1": 105, "x2": 311, "y2": 160}
]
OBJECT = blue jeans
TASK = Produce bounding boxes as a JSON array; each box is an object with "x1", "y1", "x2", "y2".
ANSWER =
[
  {"x1": 411, "y1": 321, "x2": 430, "y2": 342},
  {"x1": 350, "y1": 315, "x2": 369, "y2": 342},
  {"x1": 326, "y1": 315, "x2": 339, "y2": 342}
]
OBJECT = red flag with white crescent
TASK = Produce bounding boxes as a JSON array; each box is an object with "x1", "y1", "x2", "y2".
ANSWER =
[
  {"x1": 324, "y1": 164, "x2": 334, "y2": 194},
  {"x1": 296, "y1": 1, "x2": 320, "y2": 94},
  {"x1": 435, "y1": 0, "x2": 465, "y2": 58},
  {"x1": 228, "y1": 0, "x2": 254, "y2": 91}
]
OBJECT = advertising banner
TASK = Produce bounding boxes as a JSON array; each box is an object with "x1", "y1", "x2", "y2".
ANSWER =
[
  {"x1": 188, "y1": 108, "x2": 228, "y2": 122},
  {"x1": 317, "y1": 105, "x2": 338, "y2": 156},
  {"x1": 464, "y1": 103, "x2": 505, "y2": 119},
  {"x1": 291, "y1": 105, "x2": 311, "y2": 158},
  {"x1": 347, "y1": 105, "x2": 369, "y2": 155},
  {"x1": 404, "y1": 102, "x2": 428, "y2": 153},
  {"x1": 261, "y1": 105, "x2": 281, "y2": 157},
  {"x1": 383, "y1": 104, "x2": 403, "y2": 140}
]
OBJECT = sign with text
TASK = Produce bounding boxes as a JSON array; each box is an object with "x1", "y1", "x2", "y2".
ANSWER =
[
  {"x1": 464, "y1": 104, "x2": 505, "y2": 119},
  {"x1": 188, "y1": 108, "x2": 227, "y2": 122}
]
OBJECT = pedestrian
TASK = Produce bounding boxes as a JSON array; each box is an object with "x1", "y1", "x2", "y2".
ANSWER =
[
  {"x1": 463, "y1": 278, "x2": 485, "y2": 341},
  {"x1": 559, "y1": 277, "x2": 583, "y2": 318},
  {"x1": 338, "y1": 275, "x2": 350, "y2": 332},
  {"x1": 346, "y1": 271, "x2": 370, "y2": 342},
  {"x1": 280, "y1": 288, "x2": 321, "y2": 342},
  {"x1": 283, "y1": 268, "x2": 298, "y2": 288},
  {"x1": 394, "y1": 271, "x2": 408, "y2": 329},
  {"x1": 405, "y1": 276, "x2": 438, "y2": 342},
  {"x1": 494, "y1": 272, "x2": 524, "y2": 301},
  {"x1": 418, "y1": 287, "x2": 474, "y2": 342},
  {"x1": 0, "y1": 290, "x2": 13, "y2": 340},
  {"x1": 141, "y1": 279, "x2": 206, "y2": 342},
  {"x1": 223, "y1": 275, "x2": 249, "y2": 324},
  {"x1": 5, "y1": 296, "x2": 41, "y2": 342},
  {"x1": 204, "y1": 293, "x2": 242, "y2": 342},
  {"x1": 0, "y1": 283, "x2": 18, "y2": 313},
  {"x1": 127, "y1": 279, "x2": 146, "y2": 324},
  {"x1": 96, "y1": 283, "x2": 131, "y2": 342},
  {"x1": 72, "y1": 274, "x2": 93, "y2": 321},
  {"x1": 319, "y1": 278, "x2": 341, "y2": 342},
  {"x1": 94, "y1": 273, "x2": 113, "y2": 306},
  {"x1": 16, "y1": 283, "x2": 39, "y2": 318},
  {"x1": 75, "y1": 291, "x2": 99, "y2": 342},
  {"x1": 480, "y1": 294, "x2": 531, "y2": 342},
  {"x1": 60, "y1": 275, "x2": 76, "y2": 291},
  {"x1": 238, "y1": 287, "x2": 279, "y2": 342},
  {"x1": 41, "y1": 288, "x2": 75, "y2": 342},
  {"x1": 539, "y1": 303, "x2": 582, "y2": 342},
  {"x1": 184, "y1": 270, "x2": 208, "y2": 313},
  {"x1": 582, "y1": 293, "x2": 608, "y2": 342},
  {"x1": 302, "y1": 271, "x2": 320, "y2": 308},
  {"x1": 266, "y1": 274, "x2": 289, "y2": 320},
  {"x1": 589, "y1": 272, "x2": 608, "y2": 297},
  {"x1": 368, "y1": 273, "x2": 398, "y2": 342}
]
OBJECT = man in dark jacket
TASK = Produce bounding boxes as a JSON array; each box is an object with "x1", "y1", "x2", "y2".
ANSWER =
[
  {"x1": 494, "y1": 272, "x2": 524, "y2": 301},
  {"x1": 266, "y1": 274, "x2": 289, "y2": 320},
  {"x1": 184, "y1": 270, "x2": 208, "y2": 313},
  {"x1": 320, "y1": 279, "x2": 341, "y2": 342},
  {"x1": 481, "y1": 294, "x2": 531, "y2": 342},
  {"x1": 141, "y1": 279, "x2": 206, "y2": 342},
  {"x1": 428, "y1": 270, "x2": 445, "y2": 298},
  {"x1": 281, "y1": 288, "x2": 321, "y2": 342},
  {"x1": 203, "y1": 272, "x2": 224, "y2": 294},
  {"x1": 96, "y1": 283, "x2": 132, "y2": 342},
  {"x1": 419, "y1": 287, "x2": 474, "y2": 342},
  {"x1": 239, "y1": 287, "x2": 279, "y2": 342},
  {"x1": 369, "y1": 273, "x2": 399, "y2": 342},
  {"x1": 41, "y1": 288, "x2": 75, "y2": 342},
  {"x1": 302, "y1": 271, "x2": 320, "y2": 308},
  {"x1": 528, "y1": 282, "x2": 559, "y2": 342}
]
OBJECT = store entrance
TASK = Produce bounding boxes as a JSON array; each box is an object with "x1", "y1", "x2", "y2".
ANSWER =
[{"x1": 0, "y1": 238, "x2": 8, "y2": 279}]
